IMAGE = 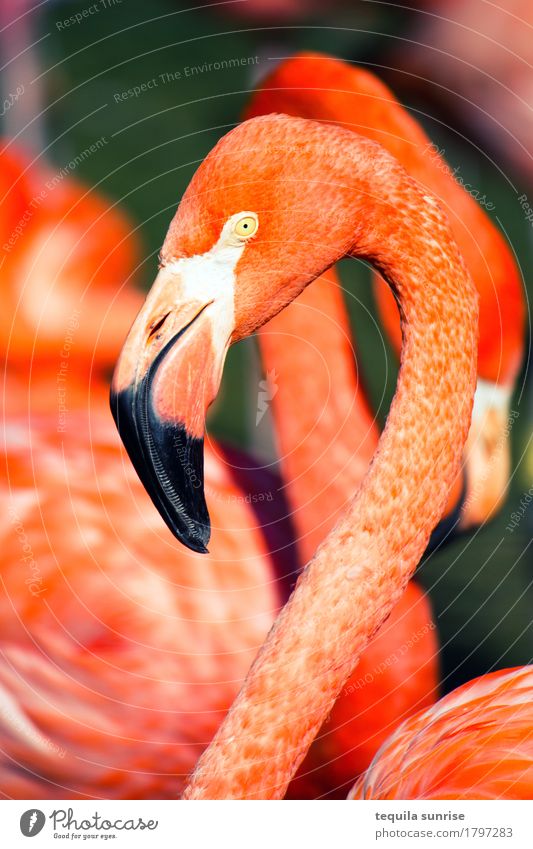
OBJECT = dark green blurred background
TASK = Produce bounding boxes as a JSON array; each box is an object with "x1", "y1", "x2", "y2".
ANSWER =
[{"x1": 19, "y1": 0, "x2": 532, "y2": 692}]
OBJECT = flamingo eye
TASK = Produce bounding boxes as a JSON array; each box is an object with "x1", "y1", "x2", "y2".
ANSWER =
[{"x1": 233, "y1": 215, "x2": 258, "y2": 239}]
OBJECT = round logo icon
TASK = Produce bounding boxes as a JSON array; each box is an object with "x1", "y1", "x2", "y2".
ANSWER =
[{"x1": 20, "y1": 810, "x2": 46, "y2": 837}]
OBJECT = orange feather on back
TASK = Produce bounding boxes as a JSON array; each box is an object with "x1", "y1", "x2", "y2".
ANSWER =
[{"x1": 351, "y1": 667, "x2": 533, "y2": 800}]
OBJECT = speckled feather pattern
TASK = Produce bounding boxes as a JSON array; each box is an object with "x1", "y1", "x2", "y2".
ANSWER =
[
  {"x1": 351, "y1": 667, "x2": 533, "y2": 799},
  {"x1": 175, "y1": 115, "x2": 479, "y2": 798},
  {"x1": 288, "y1": 582, "x2": 439, "y2": 797}
]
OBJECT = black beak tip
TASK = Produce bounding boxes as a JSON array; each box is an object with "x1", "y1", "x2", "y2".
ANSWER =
[
  {"x1": 110, "y1": 384, "x2": 211, "y2": 555},
  {"x1": 185, "y1": 537, "x2": 210, "y2": 555}
]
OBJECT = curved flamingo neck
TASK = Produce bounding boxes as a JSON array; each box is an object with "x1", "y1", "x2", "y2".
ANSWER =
[{"x1": 182, "y1": 125, "x2": 478, "y2": 799}]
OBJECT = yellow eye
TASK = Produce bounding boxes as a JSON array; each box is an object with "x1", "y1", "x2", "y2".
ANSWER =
[{"x1": 233, "y1": 215, "x2": 258, "y2": 239}]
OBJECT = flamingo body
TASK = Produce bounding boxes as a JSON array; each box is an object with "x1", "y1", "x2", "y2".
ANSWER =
[
  {"x1": 351, "y1": 667, "x2": 533, "y2": 800},
  {"x1": 1, "y1": 412, "x2": 282, "y2": 798},
  {"x1": 0, "y1": 148, "x2": 284, "y2": 798}
]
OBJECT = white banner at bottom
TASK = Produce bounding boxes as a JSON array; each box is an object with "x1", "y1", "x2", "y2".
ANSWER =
[{"x1": 2, "y1": 799, "x2": 532, "y2": 848}]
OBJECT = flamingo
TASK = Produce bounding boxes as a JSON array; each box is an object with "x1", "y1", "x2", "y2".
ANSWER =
[
  {"x1": 351, "y1": 666, "x2": 533, "y2": 799},
  {"x1": 1, "y1": 418, "x2": 287, "y2": 798},
  {"x1": 0, "y1": 142, "x2": 143, "y2": 409},
  {"x1": 4, "y1": 219, "x2": 142, "y2": 410},
  {"x1": 111, "y1": 112, "x2": 479, "y2": 798}
]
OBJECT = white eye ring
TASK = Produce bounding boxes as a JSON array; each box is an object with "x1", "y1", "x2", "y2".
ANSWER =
[{"x1": 233, "y1": 214, "x2": 258, "y2": 239}]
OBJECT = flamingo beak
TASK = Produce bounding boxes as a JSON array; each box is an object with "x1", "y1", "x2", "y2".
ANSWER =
[{"x1": 110, "y1": 264, "x2": 234, "y2": 553}]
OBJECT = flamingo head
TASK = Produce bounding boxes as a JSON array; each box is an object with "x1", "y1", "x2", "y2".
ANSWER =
[{"x1": 110, "y1": 114, "x2": 362, "y2": 552}]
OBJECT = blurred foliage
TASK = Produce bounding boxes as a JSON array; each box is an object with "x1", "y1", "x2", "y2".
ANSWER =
[{"x1": 31, "y1": 0, "x2": 532, "y2": 691}]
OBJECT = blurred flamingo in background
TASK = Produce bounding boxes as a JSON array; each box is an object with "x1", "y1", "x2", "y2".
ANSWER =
[
  {"x1": 1, "y1": 143, "x2": 293, "y2": 797},
  {"x1": 248, "y1": 52, "x2": 525, "y2": 531},
  {"x1": 389, "y1": 0, "x2": 533, "y2": 184},
  {"x1": 1, "y1": 145, "x2": 142, "y2": 417},
  {"x1": 109, "y1": 112, "x2": 479, "y2": 798},
  {"x1": 2, "y1": 418, "x2": 287, "y2": 797}
]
